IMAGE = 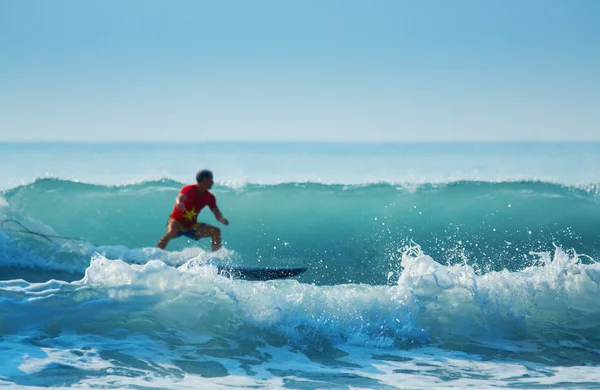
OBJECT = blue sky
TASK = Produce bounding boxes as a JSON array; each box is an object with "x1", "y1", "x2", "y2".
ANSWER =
[{"x1": 1, "y1": 0, "x2": 599, "y2": 141}]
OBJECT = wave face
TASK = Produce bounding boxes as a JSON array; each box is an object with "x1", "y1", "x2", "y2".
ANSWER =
[{"x1": 2, "y1": 178, "x2": 600, "y2": 285}]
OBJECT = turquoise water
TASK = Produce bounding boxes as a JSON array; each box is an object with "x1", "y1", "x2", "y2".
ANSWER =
[{"x1": 1, "y1": 142, "x2": 600, "y2": 389}]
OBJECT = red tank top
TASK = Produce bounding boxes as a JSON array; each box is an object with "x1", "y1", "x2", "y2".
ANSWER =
[{"x1": 169, "y1": 184, "x2": 217, "y2": 228}]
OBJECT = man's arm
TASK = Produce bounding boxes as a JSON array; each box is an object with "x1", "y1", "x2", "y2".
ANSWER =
[
  {"x1": 175, "y1": 185, "x2": 195, "y2": 211},
  {"x1": 175, "y1": 193, "x2": 187, "y2": 211},
  {"x1": 211, "y1": 207, "x2": 229, "y2": 225}
]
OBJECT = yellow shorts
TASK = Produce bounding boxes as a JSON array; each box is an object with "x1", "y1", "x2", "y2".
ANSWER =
[{"x1": 167, "y1": 218, "x2": 201, "y2": 239}]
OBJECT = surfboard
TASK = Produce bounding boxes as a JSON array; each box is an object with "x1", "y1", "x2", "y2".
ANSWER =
[{"x1": 216, "y1": 266, "x2": 307, "y2": 281}]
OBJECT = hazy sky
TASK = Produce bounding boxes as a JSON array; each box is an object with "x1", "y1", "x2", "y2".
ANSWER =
[{"x1": 1, "y1": 0, "x2": 599, "y2": 142}]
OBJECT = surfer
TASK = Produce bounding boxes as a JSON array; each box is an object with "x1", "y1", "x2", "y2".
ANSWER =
[{"x1": 156, "y1": 170, "x2": 229, "y2": 251}]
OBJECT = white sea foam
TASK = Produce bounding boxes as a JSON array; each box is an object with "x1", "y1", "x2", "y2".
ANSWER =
[{"x1": 2, "y1": 244, "x2": 600, "y2": 389}]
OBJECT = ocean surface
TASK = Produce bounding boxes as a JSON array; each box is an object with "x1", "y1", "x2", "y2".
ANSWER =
[{"x1": 1, "y1": 141, "x2": 600, "y2": 389}]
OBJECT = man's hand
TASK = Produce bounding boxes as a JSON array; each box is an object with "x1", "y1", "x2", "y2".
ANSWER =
[{"x1": 212, "y1": 207, "x2": 228, "y2": 226}]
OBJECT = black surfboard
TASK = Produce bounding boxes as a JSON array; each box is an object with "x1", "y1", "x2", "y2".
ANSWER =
[{"x1": 216, "y1": 266, "x2": 307, "y2": 281}]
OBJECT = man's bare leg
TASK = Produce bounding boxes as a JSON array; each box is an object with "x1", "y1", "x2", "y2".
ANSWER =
[
  {"x1": 156, "y1": 221, "x2": 181, "y2": 249},
  {"x1": 194, "y1": 223, "x2": 222, "y2": 251}
]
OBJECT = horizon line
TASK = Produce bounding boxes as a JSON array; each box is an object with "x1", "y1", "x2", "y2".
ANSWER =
[{"x1": 2, "y1": 139, "x2": 600, "y2": 144}]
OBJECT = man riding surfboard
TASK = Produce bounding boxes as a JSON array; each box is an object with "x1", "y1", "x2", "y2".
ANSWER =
[{"x1": 156, "y1": 170, "x2": 229, "y2": 251}]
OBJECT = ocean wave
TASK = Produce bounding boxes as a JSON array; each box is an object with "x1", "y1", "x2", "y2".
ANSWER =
[
  {"x1": 2, "y1": 177, "x2": 600, "y2": 285},
  {"x1": 2, "y1": 245, "x2": 599, "y2": 351},
  {"x1": 4, "y1": 175, "x2": 600, "y2": 193}
]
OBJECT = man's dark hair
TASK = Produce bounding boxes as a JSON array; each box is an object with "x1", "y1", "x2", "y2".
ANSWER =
[{"x1": 196, "y1": 170, "x2": 213, "y2": 183}]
